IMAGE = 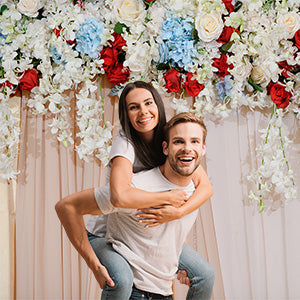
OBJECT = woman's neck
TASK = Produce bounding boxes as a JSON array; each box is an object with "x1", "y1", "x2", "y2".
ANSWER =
[{"x1": 139, "y1": 130, "x2": 154, "y2": 144}]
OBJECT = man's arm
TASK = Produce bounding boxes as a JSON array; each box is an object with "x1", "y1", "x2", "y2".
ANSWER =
[{"x1": 55, "y1": 188, "x2": 114, "y2": 288}]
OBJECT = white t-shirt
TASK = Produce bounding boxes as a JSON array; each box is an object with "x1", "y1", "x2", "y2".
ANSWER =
[
  {"x1": 85, "y1": 131, "x2": 144, "y2": 236},
  {"x1": 94, "y1": 167, "x2": 197, "y2": 296}
]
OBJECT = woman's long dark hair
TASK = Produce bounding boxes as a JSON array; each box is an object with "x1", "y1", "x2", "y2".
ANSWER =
[{"x1": 118, "y1": 81, "x2": 166, "y2": 169}]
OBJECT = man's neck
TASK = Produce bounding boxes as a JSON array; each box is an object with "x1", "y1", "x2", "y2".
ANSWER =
[{"x1": 159, "y1": 164, "x2": 192, "y2": 187}]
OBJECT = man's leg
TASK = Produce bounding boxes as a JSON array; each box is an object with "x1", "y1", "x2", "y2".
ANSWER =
[
  {"x1": 178, "y1": 243, "x2": 215, "y2": 300},
  {"x1": 88, "y1": 231, "x2": 133, "y2": 300}
]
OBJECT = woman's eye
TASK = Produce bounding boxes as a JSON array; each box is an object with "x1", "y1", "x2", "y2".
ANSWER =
[
  {"x1": 146, "y1": 100, "x2": 153, "y2": 105},
  {"x1": 129, "y1": 105, "x2": 138, "y2": 110}
]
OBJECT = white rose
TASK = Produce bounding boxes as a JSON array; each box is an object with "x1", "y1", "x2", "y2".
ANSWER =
[
  {"x1": 230, "y1": 58, "x2": 252, "y2": 82},
  {"x1": 114, "y1": 0, "x2": 146, "y2": 26},
  {"x1": 251, "y1": 65, "x2": 269, "y2": 86},
  {"x1": 277, "y1": 11, "x2": 300, "y2": 38},
  {"x1": 17, "y1": 0, "x2": 41, "y2": 18},
  {"x1": 195, "y1": 11, "x2": 224, "y2": 42}
]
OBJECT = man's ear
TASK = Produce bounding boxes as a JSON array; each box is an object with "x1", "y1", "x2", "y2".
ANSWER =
[
  {"x1": 202, "y1": 144, "x2": 206, "y2": 156},
  {"x1": 162, "y1": 141, "x2": 168, "y2": 156}
]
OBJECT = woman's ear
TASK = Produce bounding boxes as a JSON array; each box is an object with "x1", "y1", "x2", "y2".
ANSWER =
[{"x1": 162, "y1": 141, "x2": 168, "y2": 156}]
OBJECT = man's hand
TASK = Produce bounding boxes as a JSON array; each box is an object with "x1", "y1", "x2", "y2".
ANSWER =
[
  {"x1": 177, "y1": 270, "x2": 191, "y2": 287},
  {"x1": 136, "y1": 205, "x2": 182, "y2": 228},
  {"x1": 92, "y1": 264, "x2": 115, "y2": 289}
]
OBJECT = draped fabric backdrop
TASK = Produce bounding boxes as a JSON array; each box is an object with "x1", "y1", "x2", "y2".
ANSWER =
[
  {"x1": 1, "y1": 76, "x2": 299, "y2": 299},
  {"x1": 14, "y1": 78, "x2": 224, "y2": 300}
]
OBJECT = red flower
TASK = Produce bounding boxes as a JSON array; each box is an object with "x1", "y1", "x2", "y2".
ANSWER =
[
  {"x1": 53, "y1": 28, "x2": 76, "y2": 45},
  {"x1": 294, "y1": 29, "x2": 300, "y2": 49},
  {"x1": 100, "y1": 46, "x2": 119, "y2": 72},
  {"x1": 163, "y1": 69, "x2": 181, "y2": 93},
  {"x1": 222, "y1": 0, "x2": 234, "y2": 13},
  {"x1": 278, "y1": 61, "x2": 298, "y2": 78},
  {"x1": 212, "y1": 54, "x2": 233, "y2": 79},
  {"x1": 19, "y1": 69, "x2": 38, "y2": 91},
  {"x1": 183, "y1": 73, "x2": 204, "y2": 97},
  {"x1": 0, "y1": 80, "x2": 18, "y2": 97},
  {"x1": 267, "y1": 82, "x2": 292, "y2": 109},
  {"x1": 100, "y1": 32, "x2": 130, "y2": 85},
  {"x1": 112, "y1": 32, "x2": 127, "y2": 51},
  {"x1": 107, "y1": 62, "x2": 130, "y2": 85},
  {"x1": 217, "y1": 26, "x2": 239, "y2": 44}
]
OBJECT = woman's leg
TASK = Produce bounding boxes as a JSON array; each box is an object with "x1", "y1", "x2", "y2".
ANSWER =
[
  {"x1": 178, "y1": 243, "x2": 215, "y2": 300},
  {"x1": 88, "y1": 231, "x2": 133, "y2": 300}
]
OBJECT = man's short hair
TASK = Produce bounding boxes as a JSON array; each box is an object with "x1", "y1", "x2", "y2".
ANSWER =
[{"x1": 164, "y1": 112, "x2": 207, "y2": 143}]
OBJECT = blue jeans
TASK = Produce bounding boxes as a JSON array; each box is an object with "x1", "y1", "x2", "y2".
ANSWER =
[
  {"x1": 130, "y1": 286, "x2": 173, "y2": 300},
  {"x1": 88, "y1": 232, "x2": 215, "y2": 300}
]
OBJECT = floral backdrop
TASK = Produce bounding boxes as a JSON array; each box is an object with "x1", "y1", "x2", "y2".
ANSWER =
[{"x1": 0, "y1": 0, "x2": 299, "y2": 212}]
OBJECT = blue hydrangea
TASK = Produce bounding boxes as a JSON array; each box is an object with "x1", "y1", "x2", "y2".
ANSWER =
[
  {"x1": 76, "y1": 17, "x2": 104, "y2": 59},
  {"x1": 50, "y1": 46, "x2": 65, "y2": 65},
  {"x1": 158, "y1": 14, "x2": 197, "y2": 70},
  {"x1": 216, "y1": 75, "x2": 232, "y2": 102}
]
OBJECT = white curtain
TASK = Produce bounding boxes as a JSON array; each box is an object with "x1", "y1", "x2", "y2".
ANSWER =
[
  {"x1": 3, "y1": 80, "x2": 299, "y2": 299},
  {"x1": 14, "y1": 79, "x2": 224, "y2": 299},
  {"x1": 206, "y1": 108, "x2": 300, "y2": 299}
]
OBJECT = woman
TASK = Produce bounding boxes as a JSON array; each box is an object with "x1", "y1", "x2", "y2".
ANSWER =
[{"x1": 86, "y1": 81, "x2": 215, "y2": 299}]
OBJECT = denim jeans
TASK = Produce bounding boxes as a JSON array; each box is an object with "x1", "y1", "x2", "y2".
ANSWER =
[
  {"x1": 130, "y1": 286, "x2": 173, "y2": 300},
  {"x1": 88, "y1": 231, "x2": 215, "y2": 300}
]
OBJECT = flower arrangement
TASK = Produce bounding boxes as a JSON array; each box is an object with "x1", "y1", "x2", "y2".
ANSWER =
[{"x1": 0, "y1": 0, "x2": 299, "y2": 212}]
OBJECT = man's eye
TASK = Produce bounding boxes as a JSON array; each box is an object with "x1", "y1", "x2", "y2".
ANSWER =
[{"x1": 174, "y1": 140, "x2": 183, "y2": 144}]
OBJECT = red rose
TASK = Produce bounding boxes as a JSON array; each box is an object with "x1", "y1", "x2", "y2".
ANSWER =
[
  {"x1": 267, "y1": 82, "x2": 292, "y2": 109},
  {"x1": 294, "y1": 29, "x2": 300, "y2": 49},
  {"x1": 112, "y1": 32, "x2": 127, "y2": 51},
  {"x1": 100, "y1": 46, "x2": 119, "y2": 72},
  {"x1": 212, "y1": 54, "x2": 233, "y2": 79},
  {"x1": 217, "y1": 26, "x2": 239, "y2": 44},
  {"x1": 107, "y1": 62, "x2": 130, "y2": 85},
  {"x1": 222, "y1": 0, "x2": 234, "y2": 13},
  {"x1": 182, "y1": 73, "x2": 204, "y2": 97},
  {"x1": 278, "y1": 61, "x2": 298, "y2": 78},
  {"x1": 19, "y1": 69, "x2": 38, "y2": 91},
  {"x1": 163, "y1": 69, "x2": 181, "y2": 93}
]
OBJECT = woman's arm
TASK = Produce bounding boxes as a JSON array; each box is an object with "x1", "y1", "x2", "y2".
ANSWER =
[
  {"x1": 110, "y1": 156, "x2": 188, "y2": 209},
  {"x1": 55, "y1": 189, "x2": 114, "y2": 288},
  {"x1": 136, "y1": 165, "x2": 213, "y2": 227}
]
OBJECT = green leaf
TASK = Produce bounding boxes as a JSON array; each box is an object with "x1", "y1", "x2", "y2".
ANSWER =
[
  {"x1": 114, "y1": 22, "x2": 128, "y2": 34},
  {"x1": 0, "y1": 5, "x2": 8, "y2": 15},
  {"x1": 220, "y1": 41, "x2": 233, "y2": 53},
  {"x1": 156, "y1": 63, "x2": 170, "y2": 71},
  {"x1": 248, "y1": 77, "x2": 263, "y2": 93},
  {"x1": 234, "y1": 1, "x2": 243, "y2": 12}
]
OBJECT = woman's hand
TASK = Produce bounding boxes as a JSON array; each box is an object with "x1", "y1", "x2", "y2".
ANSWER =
[
  {"x1": 166, "y1": 189, "x2": 188, "y2": 208},
  {"x1": 136, "y1": 204, "x2": 183, "y2": 228}
]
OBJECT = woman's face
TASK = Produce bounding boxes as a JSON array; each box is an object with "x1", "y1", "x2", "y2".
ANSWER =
[{"x1": 126, "y1": 88, "x2": 159, "y2": 139}]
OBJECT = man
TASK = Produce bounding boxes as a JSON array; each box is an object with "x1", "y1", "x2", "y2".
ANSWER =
[{"x1": 56, "y1": 112, "x2": 214, "y2": 299}]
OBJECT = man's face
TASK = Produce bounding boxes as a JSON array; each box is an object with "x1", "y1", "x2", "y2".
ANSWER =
[{"x1": 162, "y1": 122, "x2": 206, "y2": 177}]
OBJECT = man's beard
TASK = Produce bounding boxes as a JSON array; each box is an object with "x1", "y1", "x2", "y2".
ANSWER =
[{"x1": 167, "y1": 155, "x2": 200, "y2": 177}]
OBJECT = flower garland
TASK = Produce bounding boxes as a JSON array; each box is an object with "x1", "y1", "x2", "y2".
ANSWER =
[{"x1": 0, "y1": 0, "x2": 299, "y2": 212}]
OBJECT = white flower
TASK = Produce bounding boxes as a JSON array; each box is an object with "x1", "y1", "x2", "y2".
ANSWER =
[
  {"x1": 230, "y1": 57, "x2": 252, "y2": 82},
  {"x1": 114, "y1": 0, "x2": 146, "y2": 26},
  {"x1": 195, "y1": 11, "x2": 224, "y2": 42},
  {"x1": 277, "y1": 11, "x2": 300, "y2": 38},
  {"x1": 56, "y1": 0, "x2": 69, "y2": 7},
  {"x1": 17, "y1": 0, "x2": 42, "y2": 18}
]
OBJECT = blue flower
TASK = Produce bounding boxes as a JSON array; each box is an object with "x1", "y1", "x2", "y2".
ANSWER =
[
  {"x1": 159, "y1": 14, "x2": 197, "y2": 71},
  {"x1": 0, "y1": 31, "x2": 8, "y2": 59},
  {"x1": 76, "y1": 17, "x2": 104, "y2": 59},
  {"x1": 50, "y1": 46, "x2": 65, "y2": 65},
  {"x1": 216, "y1": 75, "x2": 232, "y2": 102}
]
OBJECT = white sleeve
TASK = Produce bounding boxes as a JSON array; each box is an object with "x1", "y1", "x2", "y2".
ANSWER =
[
  {"x1": 109, "y1": 131, "x2": 135, "y2": 165},
  {"x1": 94, "y1": 185, "x2": 132, "y2": 215}
]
